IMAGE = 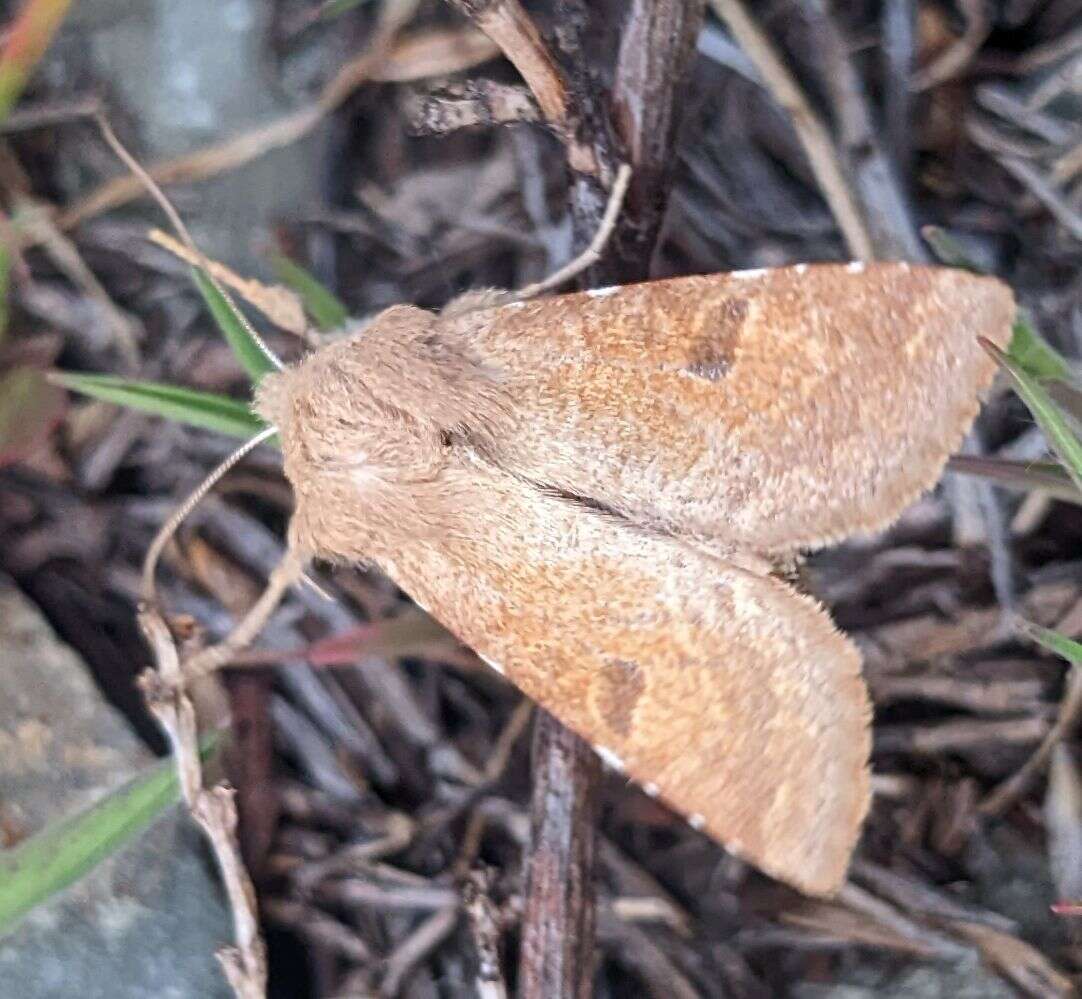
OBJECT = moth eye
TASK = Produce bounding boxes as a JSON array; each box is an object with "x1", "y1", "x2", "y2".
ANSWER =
[
  {"x1": 438, "y1": 429, "x2": 453, "y2": 448},
  {"x1": 682, "y1": 297, "x2": 748, "y2": 382}
]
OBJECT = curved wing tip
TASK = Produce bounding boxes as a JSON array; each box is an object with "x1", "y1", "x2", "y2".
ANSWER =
[
  {"x1": 742, "y1": 825, "x2": 858, "y2": 897},
  {"x1": 945, "y1": 270, "x2": 1017, "y2": 345},
  {"x1": 705, "y1": 760, "x2": 871, "y2": 898},
  {"x1": 786, "y1": 865, "x2": 851, "y2": 899},
  {"x1": 758, "y1": 822, "x2": 865, "y2": 898}
]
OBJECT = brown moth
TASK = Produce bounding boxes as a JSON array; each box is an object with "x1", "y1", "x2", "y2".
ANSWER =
[{"x1": 238, "y1": 261, "x2": 1014, "y2": 897}]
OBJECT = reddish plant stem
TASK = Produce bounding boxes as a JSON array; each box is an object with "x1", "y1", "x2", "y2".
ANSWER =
[{"x1": 225, "y1": 672, "x2": 278, "y2": 880}]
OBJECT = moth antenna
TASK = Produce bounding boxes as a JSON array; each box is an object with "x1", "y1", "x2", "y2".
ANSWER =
[
  {"x1": 94, "y1": 113, "x2": 284, "y2": 372},
  {"x1": 140, "y1": 425, "x2": 279, "y2": 605},
  {"x1": 181, "y1": 546, "x2": 307, "y2": 682},
  {"x1": 498, "y1": 163, "x2": 632, "y2": 305}
]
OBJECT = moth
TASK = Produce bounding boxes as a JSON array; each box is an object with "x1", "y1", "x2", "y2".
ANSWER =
[{"x1": 185, "y1": 260, "x2": 1014, "y2": 897}]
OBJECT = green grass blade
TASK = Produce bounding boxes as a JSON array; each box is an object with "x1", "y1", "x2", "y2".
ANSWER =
[
  {"x1": 0, "y1": 756, "x2": 180, "y2": 935},
  {"x1": 271, "y1": 253, "x2": 349, "y2": 332},
  {"x1": 1046, "y1": 382, "x2": 1082, "y2": 430},
  {"x1": 983, "y1": 339, "x2": 1082, "y2": 494},
  {"x1": 1008, "y1": 317, "x2": 1073, "y2": 384},
  {"x1": 50, "y1": 372, "x2": 266, "y2": 439},
  {"x1": 0, "y1": 736, "x2": 220, "y2": 937},
  {"x1": 192, "y1": 269, "x2": 277, "y2": 384},
  {"x1": 1016, "y1": 620, "x2": 1082, "y2": 666}
]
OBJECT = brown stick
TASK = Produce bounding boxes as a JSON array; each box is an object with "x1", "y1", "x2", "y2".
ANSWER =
[
  {"x1": 445, "y1": 0, "x2": 569, "y2": 123},
  {"x1": 518, "y1": 710, "x2": 600, "y2": 999},
  {"x1": 525, "y1": 5, "x2": 700, "y2": 997},
  {"x1": 434, "y1": 9, "x2": 607, "y2": 996},
  {"x1": 444, "y1": 0, "x2": 596, "y2": 174},
  {"x1": 610, "y1": 0, "x2": 705, "y2": 275},
  {"x1": 225, "y1": 672, "x2": 278, "y2": 880}
]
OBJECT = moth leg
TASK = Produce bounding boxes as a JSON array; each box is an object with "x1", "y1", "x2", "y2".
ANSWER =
[
  {"x1": 435, "y1": 164, "x2": 630, "y2": 319},
  {"x1": 179, "y1": 547, "x2": 308, "y2": 683},
  {"x1": 440, "y1": 288, "x2": 507, "y2": 317},
  {"x1": 473, "y1": 163, "x2": 631, "y2": 310},
  {"x1": 510, "y1": 163, "x2": 631, "y2": 302}
]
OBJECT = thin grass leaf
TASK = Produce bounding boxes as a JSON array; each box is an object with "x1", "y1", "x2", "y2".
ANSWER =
[
  {"x1": 1016, "y1": 619, "x2": 1082, "y2": 665},
  {"x1": 921, "y1": 226, "x2": 983, "y2": 273},
  {"x1": 1008, "y1": 317, "x2": 1073, "y2": 384},
  {"x1": 0, "y1": 0, "x2": 74, "y2": 123},
  {"x1": 271, "y1": 253, "x2": 349, "y2": 332},
  {"x1": 947, "y1": 455, "x2": 1082, "y2": 504},
  {"x1": 49, "y1": 372, "x2": 267, "y2": 440},
  {"x1": 1046, "y1": 382, "x2": 1082, "y2": 432},
  {"x1": 0, "y1": 742, "x2": 215, "y2": 936},
  {"x1": 192, "y1": 268, "x2": 277, "y2": 384},
  {"x1": 982, "y1": 338, "x2": 1082, "y2": 494}
]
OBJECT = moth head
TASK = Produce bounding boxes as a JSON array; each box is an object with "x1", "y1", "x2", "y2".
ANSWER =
[{"x1": 254, "y1": 303, "x2": 514, "y2": 558}]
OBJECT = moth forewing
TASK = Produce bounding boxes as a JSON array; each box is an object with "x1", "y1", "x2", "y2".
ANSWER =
[{"x1": 442, "y1": 263, "x2": 1016, "y2": 553}]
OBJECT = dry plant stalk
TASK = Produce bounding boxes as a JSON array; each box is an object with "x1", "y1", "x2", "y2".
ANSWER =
[
  {"x1": 59, "y1": 0, "x2": 421, "y2": 230},
  {"x1": 92, "y1": 116, "x2": 279, "y2": 999},
  {"x1": 444, "y1": 0, "x2": 597, "y2": 175},
  {"x1": 147, "y1": 229, "x2": 307, "y2": 336},
  {"x1": 707, "y1": 0, "x2": 875, "y2": 261},
  {"x1": 137, "y1": 610, "x2": 267, "y2": 998},
  {"x1": 442, "y1": 5, "x2": 705, "y2": 991}
]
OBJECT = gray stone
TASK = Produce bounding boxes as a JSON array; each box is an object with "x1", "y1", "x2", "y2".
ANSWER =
[
  {"x1": 0, "y1": 576, "x2": 232, "y2": 998},
  {"x1": 791, "y1": 951, "x2": 1014, "y2": 999},
  {"x1": 57, "y1": 0, "x2": 326, "y2": 273}
]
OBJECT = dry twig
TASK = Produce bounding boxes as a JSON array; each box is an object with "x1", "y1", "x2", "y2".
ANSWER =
[
  {"x1": 60, "y1": 0, "x2": 420, "y2": 229},
  {"x1": 462, "y1": 868, "x2": 508, "y2": 999},
  {"x1": 147, "y1": 229, "x2": 307, "y2": 336},
  {"x1": 518, "y1": 711, "x2": 599, "y2": 999},
  {"x1": 138, "y1": 610, "x2": 267, "y2": 998},
  {"x1": 707, "y1": 0, "x2": 874, "y2": 260},
  {"x1": 444, "y1": 0, "x2": 594, "y2": 174},
  {"x1": 980, "y1": 654, "x2": 1082, "y2": 816},
  {"x1": 379, "y1": 906, "x2": 459, "y2": 996},
  {"x1": 912, "y1": 0, "x2": 990, "y2": 92}
]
